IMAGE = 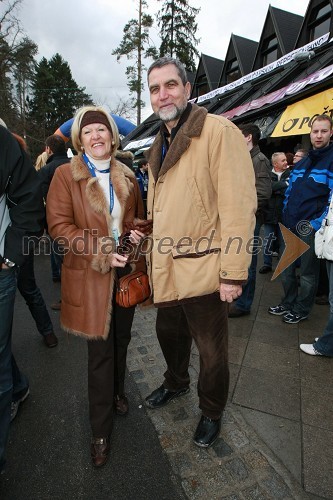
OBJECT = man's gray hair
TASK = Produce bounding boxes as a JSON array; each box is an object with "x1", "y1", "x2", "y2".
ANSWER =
[
  {"x1": 271, "y1": 152, "x2": 285, "y2": 163},
  {"x1": 147, "y1": 57, "x2": 188, "y2": 85}
]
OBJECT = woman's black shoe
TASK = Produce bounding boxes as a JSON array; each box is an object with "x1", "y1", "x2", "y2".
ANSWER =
[{"x1": 193, "y1": 415, "x2": 221, "y2": 448}]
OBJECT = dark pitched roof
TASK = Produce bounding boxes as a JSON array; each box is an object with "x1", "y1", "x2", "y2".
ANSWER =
[
  {"x1": 191, "y1": 53, "x2": 224, "y2": 99},
  {"x1": 218, "y1": 34, "x2": 258, "y2": 85},
  {"x1": 220, "y1": 44, "x2": 333, "y2": 124},
  {"x1": 190, "y1": 53, "x2": 224, "y2": 99},
  {"x1": 186, "y1": 70, "x2": 196, "y2": 86},
  {"x1": 295, "y1": 0, "x2": 333, "y2": 48},
  {"x1": 201, "y1": 54, "x2": 224, "y2": 90},
  {"x1": 252, "y1": 5, "x2": 304, "y2": 70},
  {"x1": 232, "y1": 35, "x2": 258, "y2": 75},
  {"x1": 271, "y1": 6, "x2": 303, "y2": 53}
]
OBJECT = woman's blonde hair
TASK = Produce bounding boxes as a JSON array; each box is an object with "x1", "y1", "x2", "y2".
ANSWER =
[
  {"x1": 71, "y1": 105, "x2": 120, "y2": 155},
  {"x1": 35, "y1": 151, "x2": 48, "y2": 171}
]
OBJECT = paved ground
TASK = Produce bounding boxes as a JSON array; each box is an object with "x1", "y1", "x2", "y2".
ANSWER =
[
  {"x1": 0, "y1": 254, "x2": 185, "y2": 500},
  {"x1": 130, "y1": 277, "x2": 332, "y2": 500},
  {"x1": 1, "y1": 249, "x2": 333, "y2": 499}
]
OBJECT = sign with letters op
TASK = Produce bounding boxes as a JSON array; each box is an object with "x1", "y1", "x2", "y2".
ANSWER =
[{"x1": 271, "y1": 88, "x2": 333, "y2": 137}]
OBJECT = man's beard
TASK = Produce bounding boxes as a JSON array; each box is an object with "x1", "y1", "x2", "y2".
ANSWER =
[{"x1": 156, "y1": 101, "x2": 187, "y2": 123}]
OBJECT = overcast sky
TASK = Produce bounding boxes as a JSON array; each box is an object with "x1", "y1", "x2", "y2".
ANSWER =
[{"x1": 17, "y1": 0, "x2": 308, "y2": 122}]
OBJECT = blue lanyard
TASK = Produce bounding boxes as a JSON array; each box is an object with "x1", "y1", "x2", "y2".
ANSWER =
[
  {"x1": 161, "y1": 144, "x2": 167, "y2": 163},
  {"x1": 83, "y1": 153, "x2": 114, "y2": 213}
]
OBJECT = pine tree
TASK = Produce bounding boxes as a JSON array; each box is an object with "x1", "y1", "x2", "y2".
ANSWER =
[
  {"x1": 12, "y1": 37, "x2": 38, "y2": 138},
  {"x1": 0, "y1": 36, "x2": 17, "y2": 126},
  {"x1": 27, "y1": 53, "x2": 93, "y2": 156},
  {"x1": 157, "y1": 0, "x2": 200, "y2": 72},
  {"x1": 112, "y1": 0, "x2": 157, "y2": 125}
]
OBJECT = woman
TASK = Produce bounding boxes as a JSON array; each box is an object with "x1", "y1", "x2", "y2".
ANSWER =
[
  {"x1": 46, "y1": 106, "x2": 146, "y2": 467},
  {"x1": 35, "y1": 151, "x2": 48, "y2": 171}
]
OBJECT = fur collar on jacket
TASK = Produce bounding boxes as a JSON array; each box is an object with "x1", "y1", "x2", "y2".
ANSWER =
[
  {"x1": 70, "y1": 154, "x2": 136, "y2": 220},
  {"x1": 147, "y1": 104, "x2": 208, "y2": 181}
]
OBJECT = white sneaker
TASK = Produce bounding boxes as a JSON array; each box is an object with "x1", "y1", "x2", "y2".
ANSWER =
[
  {"x1": 10, "y1": 388, "x2": 30, "y2": 422},
  {"x1": 300, "y1": 344, "x2": 323, "y2": 356}
]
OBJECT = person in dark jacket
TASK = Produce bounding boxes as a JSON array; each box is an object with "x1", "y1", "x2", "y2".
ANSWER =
[
  {"x1": 38, "y1": 134, "x2": 69, "y2": 199},
  {"x1": 259, "y1": 152, "x2": 290, "y2": 274},
  {"x1": 9, "y1": 135, "x2": 58, "y2": 350},
  {"x1": 269, "y1": 115, "x2": 333, "y2": 324},
  {"x1": 0, "y1": 123, "x2": 45, "y2": 474},
  {"x1": 135, "y1": 159, "x2": 149, "y2": 216},
  {"x1": 292, "y1": 148, "x2": 308, "y2": 166},
  {"x1": 229, "y1": 123, "x2": 271, "y2": 317},
  {"x1": 38, "y1": 135, "x2": 68, "y2": 286}
]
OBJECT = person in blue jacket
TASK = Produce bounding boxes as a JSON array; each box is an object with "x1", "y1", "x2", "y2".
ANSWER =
[{"x1": 269, "y1": 114, "x2": 333, "y2": 324}]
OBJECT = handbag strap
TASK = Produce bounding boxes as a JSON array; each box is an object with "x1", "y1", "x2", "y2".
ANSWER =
[{"x1": 322, "y1": 190, "x2": 333, "y2": 225}]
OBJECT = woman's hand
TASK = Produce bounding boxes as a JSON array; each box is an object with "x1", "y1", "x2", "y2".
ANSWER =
[
  {"x1": 109, "y1": 253, "x2": 128, "y2": 268},
  {"x1": 129, "y1": 229, "x2": 145, "y2": 244}
]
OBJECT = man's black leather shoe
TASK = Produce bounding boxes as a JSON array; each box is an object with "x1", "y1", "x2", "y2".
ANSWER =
[
  {"x1": 193, "y1": 415, "x2": 221, "y2": 448},
  {"x1": 91, "y1": 437, "x2": 110, "y2": 468},
  {"x1": 259, "y1": 265, "x2": 272, "y2": 274},
  {"x1": 228, "y1": 304, "x2": 250, "y2": 318},
  {"x1": 145, "y1": 384, "x2": 190, "y2": 409}
]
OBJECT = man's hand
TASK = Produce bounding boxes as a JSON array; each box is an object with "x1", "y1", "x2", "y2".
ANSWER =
[{"x1": 219, "y1": 283, "x2": 242, "y2": 303}]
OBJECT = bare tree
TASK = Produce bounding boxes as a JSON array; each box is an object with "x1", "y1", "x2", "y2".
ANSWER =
[
  {"x1": 0, "y1": 0, "x2": 37, "y2": 132},
  {"x1": 108, "y1": 95, "x2": 137, "y2": 123},
  {"x1": 0, "y1": 0, "x2": 22, "y2": 37}
]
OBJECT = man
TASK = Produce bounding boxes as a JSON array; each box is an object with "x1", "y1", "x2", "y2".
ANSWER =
[
  {"x1": 10, "y1": 135, "x2": 58, "y2": 350},
  {"x1": 135, "y1": 159, "x2": 149, "y2": 215},
  {"x1": 39, "y1": 134, "x2": 69, "y2": 200},
  {"x1": 259, "y1": 152, "x2": 290, "y2": 274},
  {"x1": 0, "y1": 123, "x2": 45, "y2": 474},
  {"x1": 228, "y1": 123, "x2": 271, "y2": 317},
  {"x1": 269, "y1": 115, "x2": 333, "y2": 324},
  {"x1": 38, "y1": 135, "x2": 68, "y2": 299},
  {"x1": 293, "y1": 148, "x2": 308, "y2": 165},
  {"x1": 144, "y1": 57, "x2": 257, "y2": 448}
]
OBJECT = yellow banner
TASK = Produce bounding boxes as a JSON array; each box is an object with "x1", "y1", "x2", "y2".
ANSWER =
[{"x1": 271, "y1": 88, "x2": 333, "y2": 137}]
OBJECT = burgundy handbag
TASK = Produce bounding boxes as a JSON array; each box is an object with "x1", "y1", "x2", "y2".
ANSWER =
[{"x1": 115, "y1": 271, "x2": 150, "y2": 308}]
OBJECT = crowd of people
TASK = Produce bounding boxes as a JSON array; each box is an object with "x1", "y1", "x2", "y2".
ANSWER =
[
  {"x1": 226, "y1": 113, "x2": 333, "y2": 353},
  {"x1": 1, "y1": 57, "x2": 332, "y2": 476}
]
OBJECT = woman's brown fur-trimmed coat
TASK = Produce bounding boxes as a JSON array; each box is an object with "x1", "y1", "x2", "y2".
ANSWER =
[{"x1": 46, "y1": 154, "x2": 144, "y2": 340}]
